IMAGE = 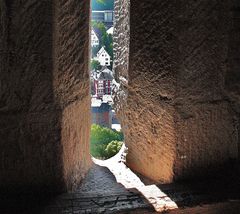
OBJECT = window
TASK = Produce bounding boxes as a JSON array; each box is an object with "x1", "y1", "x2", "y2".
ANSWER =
[
  {"x1": 104, "y1": 11, "x2": 113, "y2": 22},
  {"x1": 92, "y1": 11, "x2": 104, "y2": 22}
]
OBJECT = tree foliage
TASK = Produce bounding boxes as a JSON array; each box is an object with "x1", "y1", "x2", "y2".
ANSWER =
[
  {"x1": 92, "y1": 21, "x2": 113, "y2": 61},
  {"x1": 105, "y1": 141, "x2": 123, "y2": 159},
  {"x1": 93, "y1": 0, "x2": 114, "y2": 10},
  {"x1": 101, "y1": 33, "x2": 113, "y2": 60},
  {"x1": 92, "y1": 45, "x2": 100, "y2": 58},
  {"x1": 90, "y1": 124, "x2": 124, "y2": 159},
  {"x1": 92, "y1": 21, "x2": 106, "y2": 35},
  {"x1": 91, "y1": 59, "x2": 101, "y2": 70},
  {"x1": 96, "y1": 0, "x2": 106, "y2": 4}
]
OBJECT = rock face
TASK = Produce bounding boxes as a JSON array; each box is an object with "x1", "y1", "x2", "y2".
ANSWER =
[
  {"x1": 114, "y1": 0, "x2": 239, "y2": 183},
  {"x1": 0, "y1": 0, "x2": 239, "y2": 193},
  {"x1": 226, "y1": 0, "x2": 240, "y2": 162},
  {"x1": 0, "y1": 0, "x2": 92, "y2": 192},
  {"x1": 113, "y1": 0, "x2": 130, "y2": 132}
]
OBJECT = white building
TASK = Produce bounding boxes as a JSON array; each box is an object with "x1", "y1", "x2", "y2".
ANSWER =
[
  {"x1": 91, "y1": 29, "x2": 99, "y2": 47},
  {"x1": 92, "y1": 10, "x2": 114, "y2": 28},
  {"x1": 95, "y1": 47, "x2": 111, "y2": 66},
  {"x1": 107, "y1": 26, "x2": 114, "y2": 35}
]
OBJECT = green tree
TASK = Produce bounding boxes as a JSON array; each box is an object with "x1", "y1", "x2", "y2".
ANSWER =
[
  {"x1": 91, "y1": 59, "x2": 101, "y2": 70},
  {"x1": 90, "y1": 124, "x2": 124, "y2": 158},
  {"x1": 91, "y1": 21, "x2": 113, "y2": 59},
  {"x1": 92, "y1": 21, "x2": 106, "y2": 36},
  {"x1": 92, "y1": 45, "x2": 100, "y2": 57},
  {"x1": 105, "y1": 141, "x2": 123, "y2": 159},
  {"x1": 101, "y1": 32, "x2": 113, "y2": 60},
  {"x1": 96, "y1": 0, "x2": 106, "y2": 4},
  {"x1": 91, "y1": 18, "x2": 113, "y2": 68},
  {"x1": 93, "y1": 0, "x2": 114, "y2": 10}
]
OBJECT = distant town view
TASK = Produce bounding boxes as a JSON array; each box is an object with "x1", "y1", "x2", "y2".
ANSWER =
[{"x1": 90, "y1": 0, "x2": 123, "y2": 159}]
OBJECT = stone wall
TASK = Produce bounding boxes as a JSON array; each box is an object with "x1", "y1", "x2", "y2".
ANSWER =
[
  {"x1": 226, "y1": 0, "x2": 240, "y2": 165},
  {"x1": 0, "y1": 0, "x2": 92, "y2": 192},
  {"x1": 114, "y1": 0, "x2": 238, "y2": 183},
  {"x1": 0, "y1": 0, "x2": 239, "y2": 193},
  {"x1": 113, "y1": 0, "x2": 130, "y2": 134}
]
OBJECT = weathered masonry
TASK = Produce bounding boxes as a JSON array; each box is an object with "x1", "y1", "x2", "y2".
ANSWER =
[
  {"x1": 0, "y1": 0, "x2": 239, "y2": 193},
  {"x1": 114, "y1": 0, "x2": 240, "y2": 183},
  {"x1": 0, "y1": 0, "x2": 92, "y2": 192}
]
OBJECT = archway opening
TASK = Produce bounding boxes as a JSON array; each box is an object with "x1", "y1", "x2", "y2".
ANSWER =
[
  {"x1": 86, "y1": 1, "x2": 178, "y2": 213},
  {"x1": 90, "y1": 0, "x2": 124, "y2": 160}
]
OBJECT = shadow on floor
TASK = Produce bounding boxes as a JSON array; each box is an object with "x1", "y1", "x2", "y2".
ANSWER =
[{"x1": 0, "y1": 161, "x2": 239, "y2": 214}]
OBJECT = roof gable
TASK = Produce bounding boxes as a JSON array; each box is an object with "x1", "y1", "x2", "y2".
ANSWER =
[
  {"x1": 92, "y1": 27, "x2": 103, "y2": 39},
  {"x1": 93, "y1": 67, "x2": 113, "y2": 80},
  {"x1": 98, "y1": 70, "x2": 113, "y2": 80},
  {"x1": 91, "y1": 29, "x2": 99, "y2": 40},
  {"x1": 97, "y1": 47, "x2": 110, "y2": 57},
  {"x1": 107, "y1": 27, "x2": 114, "y2": 34}
]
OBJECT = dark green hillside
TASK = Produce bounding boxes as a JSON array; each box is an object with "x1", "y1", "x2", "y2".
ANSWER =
[{"x1": 92, "y1": 0, "x2": 114, "y2": 10}]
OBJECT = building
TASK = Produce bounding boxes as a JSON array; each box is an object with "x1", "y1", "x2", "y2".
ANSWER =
[
  {"x1": 92, "y1": 10, "x2": 114, "y2": 28},
  {"x1": 91, "y1": 29, "x2": 99, "y2": 47},
  {"x1": 91, "y1": 99, "x2": 112, "y2": 128},
  {"x1": 111, "y1": 110, "x2": 121, "y2": 131},
  {"x1": 92, "y1": 67, "x2": 113, "y2": 98},
  {"x1": 95, "y1": 47, "x2": 111, "y2": 66},
  {"x1": 107, "y1": 26, "x2": 114, "y2": 35},
  {"x1": 91, "y1": 0, "x2": 114, "y2": 27}
]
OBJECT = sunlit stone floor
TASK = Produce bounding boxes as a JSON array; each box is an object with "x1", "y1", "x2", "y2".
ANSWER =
[
  {"x1": 0, "y1": 145, "x2": 239, "y2": 214},
  {"x1": 44, "y1": 163, "x2": 151, "y2": 214}
]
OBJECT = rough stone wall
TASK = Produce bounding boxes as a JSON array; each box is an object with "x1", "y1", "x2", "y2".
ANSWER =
[
  {"x1": 113, "y1": 0, "x2": 130, "y2": 134},
  {"x1": 54, "y1": 0, "x2": 92, "y2": 191},
  {"x1": 173, "y1": 0, "x2": 237, "y2": 179},
  {"x1": 114, "y1": 0, "x2": 238, "y2": 182},
  {"x1": 226, "y1": 0, "x2": 240, "y2": 164},
  {"x1": 0, "y1": 0, "x2": 92, "y2": 192}
]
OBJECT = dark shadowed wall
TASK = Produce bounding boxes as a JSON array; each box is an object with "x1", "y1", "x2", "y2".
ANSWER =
[{"x1": 0, "y1": 0, "x2": 92, "y2": 192}]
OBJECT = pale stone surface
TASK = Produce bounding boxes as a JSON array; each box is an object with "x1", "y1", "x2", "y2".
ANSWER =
[
  {"x1": 113, "y1": 0, "x2": 239, "y2": 183},
  {"x1": 0, "y1": 0, "x2": 92, "y2": 192},
  {"x1": 0, "y1": 152, "x2": 239, "y2": 213},
  {"x1": 0, "y1": 0, "x2": 239, "y2": 197},
  {"x1": 93, "y1": 144, "x2": 178, "y2": 212}
]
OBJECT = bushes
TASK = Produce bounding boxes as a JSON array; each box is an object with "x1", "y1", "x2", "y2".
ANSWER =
[
  {"x1": 104, "y1": 141, "x2": 123, "y2": 159},
  {"x1": 90, "y1": 124, "x2": 124, "y2": 159}
]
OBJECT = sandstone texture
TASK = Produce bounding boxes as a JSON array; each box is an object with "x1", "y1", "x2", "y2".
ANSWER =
[
  {"x1": 0, "y1": 0, "x2": 92, "y2": 192},
  {"x1": 114, "y1": 0, "x2": 239, "y2": 183},
  {"x1": 0, "y1": 0, "x2": 240, "y2": 195},
  {"x1": 226, "y1": 0, "x2": 240, "y2": 162}
]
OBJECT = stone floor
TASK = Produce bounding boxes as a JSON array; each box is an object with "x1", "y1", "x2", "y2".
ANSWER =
[
  {"x1": 44, "y1": 144, "x2": 176, "y2": 213},
  {"x1": 0, "y1": 146, "x2": 239, "y2": 214},
  {"x1": 45, "y1": 164, "x2": 152, "y2": 214},
  {"x1": 91, "y1": 145, "x2": 177, "y2": 212},
  {"x1": 77, "y1": 164, "x2": 131, "y2": 194},
  {"x1": 0, "y1": 163, "x2": 152, "y2": 214}
]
